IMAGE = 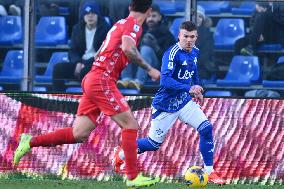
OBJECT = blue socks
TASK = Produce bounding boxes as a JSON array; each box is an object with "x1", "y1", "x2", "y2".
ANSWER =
[
  {"x1": 198, "y1": 120, "x2": 214, "y2": 167},
  {"x1": 137, "y1": 137, "x2": 162, "y2": 154}
]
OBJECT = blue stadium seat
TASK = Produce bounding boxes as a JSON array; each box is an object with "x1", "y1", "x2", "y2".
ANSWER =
[
  {"x1": 35, "y1": 16, "x2": 67, "y2": 46},
  {"x1": 217, "y1": 56, "x2": 260, "y2": 87},
  {"x1": 155, "y1": 1, "x2": 177, "y2": 14},
  {"x1": 204, "y1": 90, "x2": 232, "y2": 97},
  {"x1": 0, "y1": 50, "x2": 24, "y2": 84},
  {"x1": 0, "y1": 16, "x2": 22, "y2": 45},
  {"x1": 65, "y1": 87, "x2": 82, "y2": 93},
  {"x1": 198, "y1": 1, "x2": 230, "y2": 14},
  {"x1": 214, "y1": 18, "x2": 245, "y2": 50},
  {"x1": 35, "y1": 52, "x2": 69, "y2": 83},
  {"x1": 175, "y1": 0, "x2": 186, "y2": 12},
  {"x1": 33, "y1": 86, "x2": 47, "y2": 92},
  {"x1": 277, "y1": 55, "x2": 284, "y2": 64},
  {"x1": 231, "y1": 1, "x2": 256, "y2": 15},
  {"x1": 169, "y1": 17, "x2": 184, "y2": 41},
  {"x1": 262, "y1": 55, "x2": 284, "y2": 88},
  {"x1": 119, "y1": 88, "x2": 139, "y2": 95},
  {"x1": 258, "y1": 44, "x2": 283, "y2": 52}
]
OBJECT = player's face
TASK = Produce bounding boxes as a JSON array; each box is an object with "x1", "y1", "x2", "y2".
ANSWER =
[
  {"x1": 178, "y1": 29, "x2": 198, "y2": 52},
  {"x1": 84, "y1": 12, "x2": 98, "y2": 27},
  {"x1": 146, "y1": 11, "x2": 162, "y2": 28}
]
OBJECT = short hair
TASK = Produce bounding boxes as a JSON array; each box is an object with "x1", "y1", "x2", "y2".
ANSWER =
[
  {"x1": 151, "y1": 4, "x2": 161, "y2": 14},
  {"x1": 129, "y1": 0, "x2": 152, "y2": 13},
  {"x1": 180, "y1": 21, "x2": 197, "y2": 32}
]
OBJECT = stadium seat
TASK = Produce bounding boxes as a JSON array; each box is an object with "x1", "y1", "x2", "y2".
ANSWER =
[
  {"x1": 214, "y1": 18, "x2": 245, "y2": 50},
  {"x1": 155, "y1": 1, "x2": 177, "y2": 14},
  {"x1": 204, "y1": 90, "x2": 232, "y2": 97},
  {"x1": 65, "y1": 87, "x2": 82, "y2": 93},
  {"x1": 175, "y1": 0, "x2": 186, "y2": 12},
  {"x1": 231, "y1": 1, "x2": 256, "y2": 15},
  {"x1": 33, "y1": 86, "x2": 47, "y2": 92},
  {"x1": 35, "y1": 16, "x2": 68, "y2": 46},
  {"x1": 169, "y1": 17, "x2": 184, "y2": 41},
  {"x1": 119, "y1": 88, "x2": 140, "y2": 95},
  {"x1": 0, "y1": 16, "x2": 22, "y2": 45},
  {"x1": 0, "y1": 50, "x2": 24, "y2": 84},
  {"x1": 277, "y1": 55, "x2": 284, "y2": 64},
  {"x1": 35, "y1": 52, "x2": 69, "y2": 83},
  {"x1": 198, "y1": 1, "x2": 230, "y2": 14},
  {"x1": 262, "y1": 55, "x2": 284, "y2": 88},
  {"x1": 258, "y1": 44, "x2": 283, "y2": 52},
  {"x1": 217, "y1": 56, "x2": 260, "y2": 87}
]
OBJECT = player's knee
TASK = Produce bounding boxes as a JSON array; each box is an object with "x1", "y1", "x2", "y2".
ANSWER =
[
  {"x1": 73, "y1": 128, "x2": 91, "y2": 142},
  {"x1": 197, "y1": 121, "x2": 213, "y2": 140}
]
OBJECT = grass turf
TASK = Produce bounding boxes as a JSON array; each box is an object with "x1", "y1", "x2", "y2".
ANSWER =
[{"x1": 0, "y1": 178, "x2": 283, "y2": 189}]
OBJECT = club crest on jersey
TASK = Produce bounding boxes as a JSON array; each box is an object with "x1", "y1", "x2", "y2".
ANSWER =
[{"x1": 133, "y1": 24, "x2": 140, "y2": 32}]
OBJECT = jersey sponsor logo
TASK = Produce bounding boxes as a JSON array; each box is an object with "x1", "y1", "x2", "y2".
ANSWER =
[
  {"x1": 182, "y1": 60, "x2": 187, "y2": 65},
  {"x1": 130, "y1": 32, "x2": 136, "y2": 38},
  {"x1": 178, "y1": 69, "x2": 194, "y2": 80},
  {"x1": 168, "y1": 61, "x2": 173, "y2": 70},
  {"x1": 133, "y1": 24, "x2": 140, "y2": 32}
]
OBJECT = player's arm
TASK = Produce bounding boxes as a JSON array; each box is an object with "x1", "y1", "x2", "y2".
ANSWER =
[{"x1": 122, "y1": 36, "x2": 160, "y2": 81}]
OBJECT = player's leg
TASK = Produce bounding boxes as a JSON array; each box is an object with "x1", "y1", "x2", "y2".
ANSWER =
[
  {"x1": 13, "y1": 115, "x2": 96, "y2": 165},
  {"x1": 179, "y1": 101, "x2": 213, "y2": 172},
  {"x1": 138, "y1": 111, "x2": 178, "y2": 153},
  {"x1": 111, "y1": 110, "x2": 139, "y2": 180},
  {"x1": 114, "y1": 111, "x2": 178, "y2": 169},
  {"x1": 179, "y1": 101, "x2": 225, "y2": 184},
  {"x1": 111, "y1": 110, "x2": 159, "y2": 187},
  {"x1": 13, "y1": 93, "x2": 98, "y2": 165}
]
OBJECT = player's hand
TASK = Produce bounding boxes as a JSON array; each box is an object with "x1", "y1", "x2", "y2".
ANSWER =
[
  {"x1": 190, "y1": 85, "x2": 204, "y2": 95},
  {"x1": 190, "y1": 85, "x2": 204, "y2": 105},
  {"x1": 194, "y1": 93, "x2": 204, "y2": 105},
  {"x1": 147, "y1": 67, "x2": 160, "y2": 81}
]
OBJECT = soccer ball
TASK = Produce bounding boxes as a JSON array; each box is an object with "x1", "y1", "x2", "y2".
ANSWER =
[{"x1": 184, "y1": 166, "x2": 208, "y2": 188}]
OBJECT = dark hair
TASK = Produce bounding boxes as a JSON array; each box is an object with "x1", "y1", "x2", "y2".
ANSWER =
[
  {"x1": 129, "y1": 0, "x2": 152, "y2": 13},
  {"x1": 180, "y1": 21, "x2": 197, "y2": 31},
  {"x1": 151, "y1": 4, "x2": 161, "y2": 14}
]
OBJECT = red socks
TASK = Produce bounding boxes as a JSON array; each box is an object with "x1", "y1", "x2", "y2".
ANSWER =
[
  {"x1": 30, "y1": 127, "x2": 76, "y2": 147},
  {"x1": 121, "y1": 129, "x2": 138, "y2": 180}
]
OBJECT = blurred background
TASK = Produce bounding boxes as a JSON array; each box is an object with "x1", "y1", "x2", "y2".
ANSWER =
[{"x1": 0, "y1": 0, "x2": 283, "y2": 98}]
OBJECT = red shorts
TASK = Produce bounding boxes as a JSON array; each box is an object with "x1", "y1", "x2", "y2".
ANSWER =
[{"x1": 77, "y1": 70, "x2": 130, "y2": 124}]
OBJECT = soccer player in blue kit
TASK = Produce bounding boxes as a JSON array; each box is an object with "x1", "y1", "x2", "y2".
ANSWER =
[{"x1": 113, "y1": 21, "x2": 225, "y2": 184}]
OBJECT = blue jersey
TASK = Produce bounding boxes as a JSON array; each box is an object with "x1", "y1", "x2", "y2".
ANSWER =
[{"x1": 152, "y1": 43, "x2": 201, "y2": 113}]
